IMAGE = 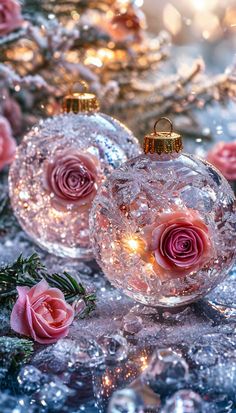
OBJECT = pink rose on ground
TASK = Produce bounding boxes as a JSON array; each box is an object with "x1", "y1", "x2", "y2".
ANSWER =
[
  {"x1": 0, "y1": 0, "x2": 23, "y2": 36},
  {"x1": 10, "y1": 279, "x2": 74, "y2": 344},
  {"x1": 142, "y1": 209, "x2": 213, "y2": 280},
  {"x1": 0, "y1": 116, "x2": 16, "y2": 170},
  {"x1": 207, "y1": 141, "x2": 236, "y2": 181},
  {"x1": 44, "y1": 150, "x2": 99, "y2": 211}
]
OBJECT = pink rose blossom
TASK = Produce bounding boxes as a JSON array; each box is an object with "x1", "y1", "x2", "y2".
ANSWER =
[
  {"x1": 10, "y1": 279, "x2": 74, "y2": 344},
  {"x1": 143, "y1": 209, "x2": 213, "y2": 280},
  {"x1": 44, "y1": 150, "x2": 99, "y2": 211},
  {"x1": 103, "y1": 5, "x2": 145, "y2": 43},
  {"x1": 207, "y1": 141, "x2": 236, "y2": 181},
  {"x1": 0, "y1": 0, "x2": 23, "y2": 36},
  {"x1": 3, "y1": 97, "x2": 23, "y2": 135},
  {"x1": 0, "y1": 116, "x2": 16, "y2": 170}
]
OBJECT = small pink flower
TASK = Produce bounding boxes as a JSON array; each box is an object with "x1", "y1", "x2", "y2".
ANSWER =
[
  {"x1": 103, "y1": 5, "x2": 145, "y2": 43},
  {"x1": 142, "y1": 209, "x2": 213, "y2": 280},
  {"x1": 0, "y1": 116, "x2": 16, "y2": 170},
  {"x1": 207, "y1": 141, "x2": 236, "y2": 181},
  {"x1": 44, "y1": 150, "x2": 99, "y2": 211},
  {"x1": 10, "y1": 279, "x2": 74, "y2": 344},
  {"x1": 3, "y1": 97, "x2": 23, "y2": 135},
  {"x1": 0, "y1": 0, "x2": 23, "y2": 36}
]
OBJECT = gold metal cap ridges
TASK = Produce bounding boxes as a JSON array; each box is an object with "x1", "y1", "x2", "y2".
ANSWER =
[
  {"x1": 62, "y1": 81, "x2": 100, "y2": 114},
  {"x1": 143, "y1": 117, "x2": 183, "y2": 155}
]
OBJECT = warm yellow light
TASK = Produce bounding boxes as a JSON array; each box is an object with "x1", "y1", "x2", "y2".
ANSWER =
[
  {"x1": 140, "y1": 355, "x2": 148, "y2": 371},
  {"x1": 126, "y1": 238, "x2": 139, "y2": 251},
  {"x1": 193, "y1": 11, "x2": 220, "y2": 40},
  {"x1": 71, "y1": 10, "x2": 80, "y2": 21},
  {"x1": 121, "y1": 234, "x2": 155, "y2": 267},
  {"x1": 224, "y1": 7, "x2": 236, "y2": 29},
  {"x1": 191, "y1": 0, "x2": 218, "y2": 11},
  {"x1": 145, "y1": 263, "x2": 153, "y2": 272},
  {"x1": 97, "y1": 48, "x2": 114, "y2": 61},
  {"x1": 6, "y1": 45, "x2": 34, "y2": 62},
  {"x1": 123, "y1": 235, "x2": 148, "y2": 257},
  {"x1": 163, "y1": 3, "x2": 182, "y2": 36},
  {"x1": 104, "y1": 375, "x2": 111, "y2": 386},
  {"x1": 66, "y1": 50, "x2": 79, "y2": 64},
  {"x1": 84, "y1": 55, "x2": 103, "y2": 68}
]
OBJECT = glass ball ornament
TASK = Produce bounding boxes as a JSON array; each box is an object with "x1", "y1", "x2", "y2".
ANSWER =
[
  {"x1": 90, "y1": 118, "x2": 236, "y2": 307},
  {"x1": 9, "y1": 83, "x2": 140, "y2": 259}
]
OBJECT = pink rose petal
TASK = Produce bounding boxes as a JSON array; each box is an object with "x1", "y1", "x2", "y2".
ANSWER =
[
  {"x1": 0, "y1": 0, "x2": 23, "y2": 36},
  {"x1": 10, "y1": 286, "x2": 30, "y2": 336},
  {"x1": 10, "y1": 279, "x2": 75, "y2": 344},
  {"x1": 143, "y1": 209, "x2": 214, "y2": 280},
  {"x1": 44, "y1": 149, "x2": 100, "y2": 211},
  {"x1": 0, "y1": 116, "x2": 16, "y2": 170}
]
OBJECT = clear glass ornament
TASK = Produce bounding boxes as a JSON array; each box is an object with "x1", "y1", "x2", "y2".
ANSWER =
[
  {"x1": 161, "y1": 390, "x2": 205, "y2": 413},
  {"x1": 17, "y1": 366, "x2": 43, "y2": 395},
  {"x1": 98, "y1": 333, "x2": 129, "y2": 364},
  {"x1": 34, "y1": 378, "x2": 71, "y2": 410},
  {"x1": 9, "y1": 86, "x2": 140, "y2": 259},
  {"x1": 108, "y1": 388, "x2": 144, "y2": 413},
  {"x1": 141, "y1": 348, "x2": 189, "y2": 393},
  {"x1": 90, "y1": 118, "x2": 236, "y2": 307}
]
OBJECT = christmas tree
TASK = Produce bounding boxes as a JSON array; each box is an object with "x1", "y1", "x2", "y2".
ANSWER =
[
  {"x1": 0, "y1": 0, "x2": 235, "y2": 141},
  {"x1": 0, "y1": 2, "x2": 235, "y2": 412}
]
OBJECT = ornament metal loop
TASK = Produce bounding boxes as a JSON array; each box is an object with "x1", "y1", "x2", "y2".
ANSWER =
[
  {"x1": 68, "y1": 80, "x2": 89, "y2": 96},
  {"x1": 154, "y1": 117, "x2": 173, "y2": 136},
  {"x1": 63, "y1": 79, "x2": 100, "y2": 113},
  {"x1": 144, "y1": 117, "x2": 182, "y2": 155}
]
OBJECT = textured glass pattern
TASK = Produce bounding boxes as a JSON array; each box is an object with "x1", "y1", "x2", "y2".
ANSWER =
[
  {"x1": 90, "y1": 152, "x2": 236, "y2": 307},
  {"x1": 9, "y1": 112, "x2": 140, "y2": 259}
]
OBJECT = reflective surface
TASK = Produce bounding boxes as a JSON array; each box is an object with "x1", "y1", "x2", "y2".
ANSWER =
[{"x1": 0, "y1": 227, "x2": 236, "y2": 412}]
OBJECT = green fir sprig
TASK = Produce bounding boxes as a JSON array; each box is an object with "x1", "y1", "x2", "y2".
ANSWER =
[{"x1": 0, "y1": 253, "x2": 96, "y2": 316}]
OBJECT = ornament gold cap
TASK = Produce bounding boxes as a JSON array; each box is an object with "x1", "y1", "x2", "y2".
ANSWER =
[
  {"x1": 143, "y1": 117, "x2": 183, "y2": 155},
  {"x1": 62, "y1": 80, "x2": 100, "y2": 114}
]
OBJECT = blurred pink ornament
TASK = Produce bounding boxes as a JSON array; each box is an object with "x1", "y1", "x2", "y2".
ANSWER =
[
  {"x1": 0, "y1": 116, "x2": 16, "y2": 170},
  {"x1": 143, "y1": 209, "x2": 213, "y2": 281},
  {"x1": 104, "y1": 4, "x2": 146, "y2": 43},
  {"x1": 207, "y1": 141, "x2": 236, "y2": 181},
  {"x1": 0, "y1": 0, "x2": 23, "y2": 36},
  {"x1": 10, "y1": 279, "x2": 74, "y2": 344},
  {"x1": 3, "y1": 97, "x2": 23, "y2": 135}
]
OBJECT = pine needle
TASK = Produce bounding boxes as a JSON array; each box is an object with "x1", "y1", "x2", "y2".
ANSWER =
[{"x1": 0, "y1": 253, "x2": 96, "y2": 316}]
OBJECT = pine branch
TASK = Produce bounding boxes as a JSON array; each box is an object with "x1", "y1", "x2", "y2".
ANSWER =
[
  {"x1": 0, "y1": 27, "x2": 28, "y2": 48},
  {"x1": 0, "y1": 253, "x2": 96, "y2": 316}
]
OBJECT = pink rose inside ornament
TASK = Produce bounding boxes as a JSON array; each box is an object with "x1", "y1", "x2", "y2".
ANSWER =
[
  {"x1": 90, "y1": 118, "x2": 236, "y2": 307},
  {"x1": 143, "y1": 209, "x2": 213, "y2": 281},
  {"x1": 9, "y1": 85, "x2": 140, "y2": 259},
  {"x1": 44, "y1": 150, "x2": 99, "y2": 211}
]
